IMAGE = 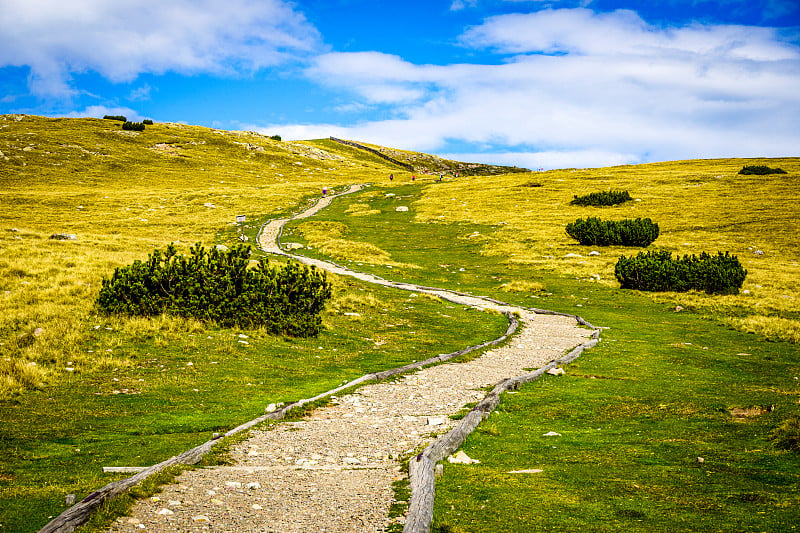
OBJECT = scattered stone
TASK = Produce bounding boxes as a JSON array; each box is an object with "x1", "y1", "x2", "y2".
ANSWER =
[
  {"x1": 284, "y1": 242, "x2": 304, "y2": 250},
  {"x1": 252, "y1": 504, "x2": 263, "y2": 510},
  {"x1": 215, "y1": 244, "x2": 228, "y2": 251},
  {"x1": 65, "y1": 494, "x2": 76, "y2": 506},
  {"x1": 265, "y1": 403, "x2": 278, "y2": 413},
  {"x1": 168, "y1": 500, "x2": 182, "y2": 507},
  {"x1": 343, "y1": 457, "x2": 362, "y2": 465},
  {"x1": 343, "y1": 312, "x2": 361, "y2": 317},
  {"x1": 754, "y1": 250, "x2": 764, "y2": 255},
  {"x1": 10, "y1": 228, "x2": 19, "y2": 232},
  {"x1": 193, "y1": 515, "x2": 211, "y2": 522},
  {"x1": 203, "y1": 202, "x2": 216, "y2": 208},
  {"x1": 435, "y1": 464, "x2": 444, "y2": 478},
  {"x1": 33, "y1": 328, "x2": 44, "y2": 337},
  {"x1": 588, "y1": 251, "x2": 601, "y2": 256},
  {"x1": 127, "y1": 518, "x2": 141, "y2": 525},
  {"x1": 447, "y1": 451, "x2": 480, "y2": 464},
  {"x1": 542, "y1": 431, "x2": 562, "y2": 437},
  {"x1": 564, "y1": 253, "x2": 582, "y2": 258},
  {"x1": 239, "y1": 234, "x2": 249, "y2": 242},
  {"x1": 742, "y1": 289, "x2": 751, "y2": 294},
  {"x1": 546, "y1": 367, "x2": 565, "y2": 376},
  {"x1": 246, "y1": 482, "x2": 262, "y2": 490},
  {"x1": 156, "y1": 508, "x2": 174, "y2": 515},
  {"x1": 427, "y1": 416, "x2": 447, "y2": 426},
  {"x1": 697, "y1": 457, "x2": 705, "y2": 463},
  {"x1": 49, "y1": 233, "x2": 77, "y2": 240},
  {"x1": 508, "y1": 469, "x2": 544, "y2": 474},
  {"x1": 675, "y1": 306, "x2": 684, "y2": 312},
  {"x1": 396, "y1": 206, "x2": 409, "y2": 212},
  {"x1": 385, "y1": 193, "x2": 396, "y2": 197},
  {"x1": 225, "y1": 481, "x2": 242, "y2": 488}
]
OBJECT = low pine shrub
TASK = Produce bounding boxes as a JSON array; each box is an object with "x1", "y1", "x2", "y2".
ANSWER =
[
  {"x1": 96, "y1": 243, "x2": 332, "y2": 336},
  {"x1": 142, "y1": 119, "x2": 154, "y2": 125},
  {"x1": 570, "y1": 190, "x2": 633, "y2": 206},
  {"x1": 122, "y1": 121, "x2": 146, "y2": 131},
  {"x1": 270, "y1": 134, "x2": 282, "y2": 141},
  {"x1": 614, "y1": 250, "x2": 747, "y2": 294},
  {"x1": 565, "y1": 217, "x2": 659, "y2": 246},
  {"x1": 738, "y1": 165, "x2": 787, "y2": 175},
  {"x1": 103, "y1": 115, "x2": 127, "y2": 121}
]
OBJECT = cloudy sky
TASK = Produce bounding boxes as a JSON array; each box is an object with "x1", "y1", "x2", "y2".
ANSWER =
[{"x1": 1, "y1": 0, "x2": 798, "y2": 169}]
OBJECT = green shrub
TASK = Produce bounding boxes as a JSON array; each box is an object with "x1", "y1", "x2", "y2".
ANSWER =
[
  {"x1": 570, "y1": 190, "x2": 633, "y2": 206},
  {"x1": 614, "y1": 250, "x2": 747, "y2": 294},
  {"x1": 142, "y1": 119, "x2": 154, "y2": 125},
  {"x1": 103, "y1": 115, "x2": 127, "y2": 122},
  {"x1": 122, "y1": 121, "x2": 146, "y2": 132},
  {"x1": 96, "y1": 243, "x2": 332, "y2": 336},
  {"x1": 565, "y1": 217, "x2": 659, "y2": 246},
  {"x1": 738, "y1": 165, "x2": 787, "y2": 175},
  {"x1": 270, "y1": 134, "x2": 282, "y2": 141},
  {"x1": 771, "y1": 414, "x2": 800, "y2": 452}
]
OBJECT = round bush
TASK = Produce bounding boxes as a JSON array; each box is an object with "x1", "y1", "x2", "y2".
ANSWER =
[
  {"x1": 96, "y1": 243, "x2": 332, "y2": 336},
  {"x1": 565, "y1": 217, "x2": 659, "y2": 247},
  {"x1": 614, "y1": 250, "x2": 747, "y2": 295},
  {"x1": 570, "y1": 190, "x2": 633, "y2": 206}
]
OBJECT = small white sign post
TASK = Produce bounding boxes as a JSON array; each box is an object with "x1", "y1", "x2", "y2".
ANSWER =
[{"x1": 236, "y1": 215, "x2": 246, "y2": 223}]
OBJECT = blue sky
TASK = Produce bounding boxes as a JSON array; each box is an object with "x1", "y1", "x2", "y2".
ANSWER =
[{"x1": 1, "y1": 0, "x2": 798, "y2": 169}]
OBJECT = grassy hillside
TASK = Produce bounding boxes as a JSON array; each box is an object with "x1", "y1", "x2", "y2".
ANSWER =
[
  {"x1": 1, "y1": 114, "x2": 798, "y2": 532},
  {"x1": 278, "y1": 182, "x2": 800, "y2": 532}
]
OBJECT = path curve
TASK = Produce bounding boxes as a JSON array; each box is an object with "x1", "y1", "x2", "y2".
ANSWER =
[{"x1": 101, "y1": 185, "x2": 596, "y2": 533}]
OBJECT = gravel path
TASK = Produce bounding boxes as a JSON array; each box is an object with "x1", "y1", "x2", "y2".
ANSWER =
[{"x1": 107, "y1": 185, "x2": 592, "y2": 533}]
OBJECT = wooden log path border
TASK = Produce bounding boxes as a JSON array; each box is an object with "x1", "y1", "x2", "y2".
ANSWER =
[{"x1": 38, "y1": 184, "x2": 600, "y2": 533}]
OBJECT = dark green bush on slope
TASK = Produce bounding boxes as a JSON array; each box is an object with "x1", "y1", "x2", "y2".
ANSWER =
[
  {"x1": 566, "y1": 217, "x2": 659, "y2": 247},
  {"x1": 570, "y1": 190, "x2": 633, "y2": 206},
  {"x1": 122, "y1": 121, "x2": 146, "y2": 131},
  {"x1": 96, "y1": 243, "x2": 332, "y2": 336},
  {"x1": 738, "y1": 165, "x2": 787, "y2": 175},
  {"x1": 615, "y1": 250, "x2": 747, "y2": 295}
]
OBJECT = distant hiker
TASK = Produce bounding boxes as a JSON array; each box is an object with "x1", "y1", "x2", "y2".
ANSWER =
[
  {"x1": 323, "y1": 186, "x2": 328, "y2": 196},
  {"x1": 438, "y1": 173, "x2": 443, "y2": 182},
  {"x1": 411, "y1": 175, "x2": 416, "y2": 182},
  {"x1": 390, "y1": 174, "x2": 394, "y2": 181}
]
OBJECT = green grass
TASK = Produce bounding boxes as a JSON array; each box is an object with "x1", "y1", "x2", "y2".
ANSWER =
[
  {"x1": 432, "y1": 279, "x2": 800, "y2": 532},
  {"x1": 0, "y1": 275, "x2": 508, "y2": 532},
  {"x1": 3, "y1": 116, "x2": 799, "y2": 532},
  {"x1": 0, "y1": 116, "x2": 511, "y2": 532},
  {"x1": 276, "y1": 183, "x2": 800, "y2": 532}
]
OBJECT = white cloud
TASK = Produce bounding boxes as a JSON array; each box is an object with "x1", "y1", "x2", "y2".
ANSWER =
[
  {"x1": 128, "y1": 84, "x2": 152, "y2": 102},
  {"x1": 460, "y1": 8, "x2": 800, "y2": 60},
  {"x1": 0, "y1": 0, "x2": 323, "y2": 98},
  {"x1": 297, "y1": 8, "x2": 800, "y2": 168}
]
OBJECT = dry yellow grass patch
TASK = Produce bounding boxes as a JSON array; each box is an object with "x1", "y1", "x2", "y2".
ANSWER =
[
  {"x1": 499, "y1": 280, "x2": 546, "y2": 293},
  {"x1": 725, "y1": 316, "x2": 800, "y2": 343},
  {"x1": 346, "y1": 203, "x2": 381, "y2": 216},
  {"x1": 294, "y1": 220, "x2": 419, "y2": 269},
  {"x1": 412, "y1": 157, "x2": 800, "y2": 339}
]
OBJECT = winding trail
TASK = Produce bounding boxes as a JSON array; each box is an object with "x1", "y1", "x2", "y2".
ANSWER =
[{"x1": 105, "y1": 185, "x2": 595, "y2": 533}]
